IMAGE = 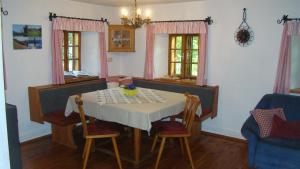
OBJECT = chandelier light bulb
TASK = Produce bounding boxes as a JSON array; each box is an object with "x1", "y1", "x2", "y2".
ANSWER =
[
  {"x1": 145, "y1": 9, "x2": 151, "y2": 18},
  {"x1": 136, "y1": 8, "x2": 142, "y2": 16},
  {"x1": 121, "y1": 8, "x2": 128, "y2": 17}
]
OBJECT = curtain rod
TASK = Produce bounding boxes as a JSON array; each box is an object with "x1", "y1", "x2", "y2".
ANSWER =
[
  {"x1": 48, "y1": 12, "x2": 109, "y2": 25},
  {"x1": 150, "y1": 16, "x2": 213, "y2": 25},
  {"x1": 277, "y1": 15, "x2": 300, "y2": 24}
]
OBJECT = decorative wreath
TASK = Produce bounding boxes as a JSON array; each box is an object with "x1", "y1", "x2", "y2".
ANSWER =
[{"x1": 234, "y1": 8, "x2": 254, "y2": 47}]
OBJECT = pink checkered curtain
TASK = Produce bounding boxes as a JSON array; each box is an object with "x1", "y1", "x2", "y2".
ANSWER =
[
  {"x1": 51, "y1": 18, "x2": 106, "y2": 84},
  {"x1": 52, "y1": 18, "x2": 105, "y2": 32},
  {"x1": 51, "y1": 29, "x2": 65, "y2": 84},
  {"x1": 144, "y1": 21, "x2": 208, "y2": 84},
  {"x1": 144, "y1": 24, "x2": 155, "y2": 79},
  {"x1": 274, "y1": 21, "x2": 300, "y2": 94},
  {"x1": 99, "y1": 31, "x2": 108, "y2": 78}
]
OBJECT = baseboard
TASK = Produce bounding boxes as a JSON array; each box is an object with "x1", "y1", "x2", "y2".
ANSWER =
[
  {"x1": 21, "y1": 134, "x2": 51, "y2": 145},
  {"x1": 202, "y1": 124, "x2": 245, "y2": 140},
  {"x1": 200, "y1": 131, "x2": 247, "y2": 143}
]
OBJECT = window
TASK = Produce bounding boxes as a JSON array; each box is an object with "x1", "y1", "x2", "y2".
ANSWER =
[
  {"x1": 62, "y1": 31, "x2": 81, "y2": 72},
  {"x1": 168, "y1": 34, "x2": 199, "y2": 79}
]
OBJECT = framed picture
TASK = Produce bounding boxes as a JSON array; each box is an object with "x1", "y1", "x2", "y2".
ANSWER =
[
  {"x1": 108, "y1": 25, "x2": 135, "y2": 52},
  {"x1": 13, "y1": 24, "x2": 42, "y2": 49}
]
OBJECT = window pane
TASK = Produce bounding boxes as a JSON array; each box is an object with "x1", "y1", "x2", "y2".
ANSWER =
[
  {"x1": 176, "y1": 36, "x2": 182, "y2": 49},
  {"x1": 170, "y1": 62, "x2": 175, "y2": 76},
  {"x1": 68, "y1": 33, "x2": 73, "y2": 45},
  {"x1": 192, "y1": 36, "x2": 199, "y2": 49},
  {"x1": 74, "y1": 33, "x2": 79, "y2": 46},
  {"x1": 191, "y1": 64, "x2": 198, "y2": 76},
  {"x1": 68, "y1": 60, "x2": 73, "y2": 72},
  {"x1": 175, "y1": 50, "x2": 182, "y2": 62},
  {"x1": 175, "y1": 63, "x2": 181, "y2": 75},
  {"x1": 192, "y1": 50, "x2": 198, "y2": 63},
  {"x1": 171, "y1": 37, "x2": 176, "y2": 49},
  {"x1": 74, "y1": 47, "x2": 79, "y2": 59},
  {"x1": 74, "y1": 60, "x2": 80, "y2": 71},
  {"x1": 68, "y1": 47, "x2": 73, "y2": 59},
  {"x1": 186, "y1": 36, "x2": 192, "y2": 49}
]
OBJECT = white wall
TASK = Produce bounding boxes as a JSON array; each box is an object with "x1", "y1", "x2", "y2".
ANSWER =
[
  {"x1": 81, "y1": 32, "x2": 100, "y2": 76},
  {"x1": 2, "y1": 0, "x2": 121, "y2": 142},
  {"x1": 3, "y1": 0, "x2": 300, "y2": 142},
  {"x1": 291, "y1": 36, "x2": 300, "y2": 89},
  {"x1": 0, "y1": 2, "x2": 11, "y2": 167},
  {"x1": 117, "y1": 0, "x2": 300, "y2": 138},
  {"x1": 153, "y1": 34, "x2": 168, "y2": 78}
]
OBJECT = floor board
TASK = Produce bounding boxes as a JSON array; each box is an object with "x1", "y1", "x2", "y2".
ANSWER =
[{"x1": 21, "y1": 132, "x2": 251, "y2": 169}]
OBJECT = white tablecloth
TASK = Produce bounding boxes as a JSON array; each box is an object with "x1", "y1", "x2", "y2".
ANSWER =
[{"x1": 65, "y1": 87, "x2": 202, "y2": 131}]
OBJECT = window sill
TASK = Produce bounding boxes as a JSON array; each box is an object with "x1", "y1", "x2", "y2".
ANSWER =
[
  {"x1": 290, "y1": 88, "x2": 300, "y2": 94},
  {"x1": 154, "y1": 77, "x2": 196, "y2": 86},
  {"x1": 64, "y1": 75, "x2": 99, "y2": 84}
]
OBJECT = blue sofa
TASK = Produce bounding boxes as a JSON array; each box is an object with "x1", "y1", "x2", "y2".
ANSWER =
[{"x1": 241, "y1": 94, "x2": 300, "y2": 169}]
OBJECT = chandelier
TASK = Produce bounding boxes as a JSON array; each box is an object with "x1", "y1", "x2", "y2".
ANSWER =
[{"x1": 120, "y1": 0, "x2": 151, "y2": 29}]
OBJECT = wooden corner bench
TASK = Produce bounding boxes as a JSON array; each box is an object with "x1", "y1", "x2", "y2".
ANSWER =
[
  {"x1": 28, "y1": 77, "x2": 219, "y2": 148},
  {"x1": 28, "y1": 79, "x2": 107, "y2": 148}
]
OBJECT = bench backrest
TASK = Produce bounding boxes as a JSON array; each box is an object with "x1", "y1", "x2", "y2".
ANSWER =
[
  {"x1": 40, "y1": 80, "x2": 107, "y2": 114},
  {"x1": 28, "y1": 79, "x2": 107, "y2": 123},
  {"x1": 133, "y1": 78, "x2": 219, "y2": 119}
]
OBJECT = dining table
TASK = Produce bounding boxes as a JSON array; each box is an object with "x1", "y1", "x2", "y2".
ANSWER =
[{"x1": 65, "y1": 87, "x2": 202, "y2": 167}]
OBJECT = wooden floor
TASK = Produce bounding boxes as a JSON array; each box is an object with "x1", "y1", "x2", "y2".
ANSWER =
[{"x1": 21, "y1": 131, "x2": 251, "y2": 169}]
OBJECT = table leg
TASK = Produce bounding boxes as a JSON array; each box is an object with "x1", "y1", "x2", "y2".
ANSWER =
[{"x1": 133, "y1": 128, "x2": 141, "y2": 167}]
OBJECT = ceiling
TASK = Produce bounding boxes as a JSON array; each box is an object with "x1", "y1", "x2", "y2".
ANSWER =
[{"x1": 71, "y1": 0, "x2": 204, "y2": 7}]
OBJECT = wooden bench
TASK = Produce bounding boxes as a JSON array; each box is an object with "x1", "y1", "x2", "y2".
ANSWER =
[
  {"x1": 28, "y1": 79, "x2": 107, "y2": 148},
  {"x1": 28, "y1": 78, "x2": 219, "y2": 148},
  {"x1": 133, "y1": 78, "x2": 219, "y2": 137}
]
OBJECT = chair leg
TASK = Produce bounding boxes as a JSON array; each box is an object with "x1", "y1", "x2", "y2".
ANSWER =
[
  {"x1": 151, "y1": 134, "x2": 159, "y2": 153},
  {"x1": 82, "y1": 139, "x2": 88, "y2": 159},
  {"x1": 183, "y1": 137, "x2": 195, "y2": 169},
  {"x1": 83, "y1": 138, "x2": 92, "y2": 169},
  {"x1": 154, "y1": 137, "x2": 166, "y2": 169},
  {"x1": 179, "y1": 138, "x2": 185, "y2": 155},
  {"x1": 111, "y1": 137, "x2": 123, "y2": 169}
]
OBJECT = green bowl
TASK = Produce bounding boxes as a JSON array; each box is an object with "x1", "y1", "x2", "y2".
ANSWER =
[{"x1": 122, "y1": 88, "x2": 138, "y2": 96}]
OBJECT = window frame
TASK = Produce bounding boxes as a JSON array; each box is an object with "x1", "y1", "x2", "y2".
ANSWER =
[
  {"x1": 168, "y1": 34, "x2": 199, "y2": 79},
  {"x1": 63, "y1": 31, "x2": 81, "y2": 72}
]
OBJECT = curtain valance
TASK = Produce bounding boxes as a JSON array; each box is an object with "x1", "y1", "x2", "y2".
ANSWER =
[
  {"x1": 52, "y1": 18, "x2": 105, "y2": 32},
  {"x1": 153, "y1": 21, "x2": 207, "y2": 34},
  {"x1": 287, "y1": 21, "x2": 300, "y2": 36}
]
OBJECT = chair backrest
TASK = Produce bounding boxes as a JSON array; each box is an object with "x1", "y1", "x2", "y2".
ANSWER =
[
  {"x1": 182, "y1": 93, "x2": 201, "y2": 132},
  {"x1": 75, "y1": 95, "x2": 89, "y2": 137}
]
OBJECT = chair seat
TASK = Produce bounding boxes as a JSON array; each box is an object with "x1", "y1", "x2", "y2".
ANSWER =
[
  {"x1": 153, "y1": 121, "x2": 189, "y2": 136},
  {"x1": 44, "y1": 110, "x2": 81, "y2": 126},
  {"x1": 87, "y1": 121, "x2": 120, "y2": 135}
]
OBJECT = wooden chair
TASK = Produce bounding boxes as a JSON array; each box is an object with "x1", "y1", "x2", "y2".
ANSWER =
[
  {"x1": 151, "y1": 93, "x2": 200, "y2": 169},
  {"x1": 75, "y1": 96, "x2": 123, "y2": 169}
]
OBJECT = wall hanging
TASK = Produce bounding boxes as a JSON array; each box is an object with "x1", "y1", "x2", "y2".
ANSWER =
[
  {"x1": 234, "y1": 8, "x2": 254, "y2": 47},
  {"x1": 13, "y1": 24, "x2": 42, "y2": 49}
]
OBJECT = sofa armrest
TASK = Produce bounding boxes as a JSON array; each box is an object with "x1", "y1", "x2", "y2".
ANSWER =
[{"x1": 241, "y1": 115, "x2": 260, "y2": 166}]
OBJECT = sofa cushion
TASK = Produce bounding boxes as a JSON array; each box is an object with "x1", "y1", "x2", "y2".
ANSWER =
[
  {"x1": 270, "y1": 115, "x2": 300, "y2": 140},
  {"x1": 251, "y1": 108, "x2": 286, "y2": 138}
]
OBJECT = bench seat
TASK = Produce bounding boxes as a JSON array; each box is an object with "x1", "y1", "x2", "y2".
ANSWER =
[{"x1": 43, "y1": 110, "x2": 81, "y2": 126}]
